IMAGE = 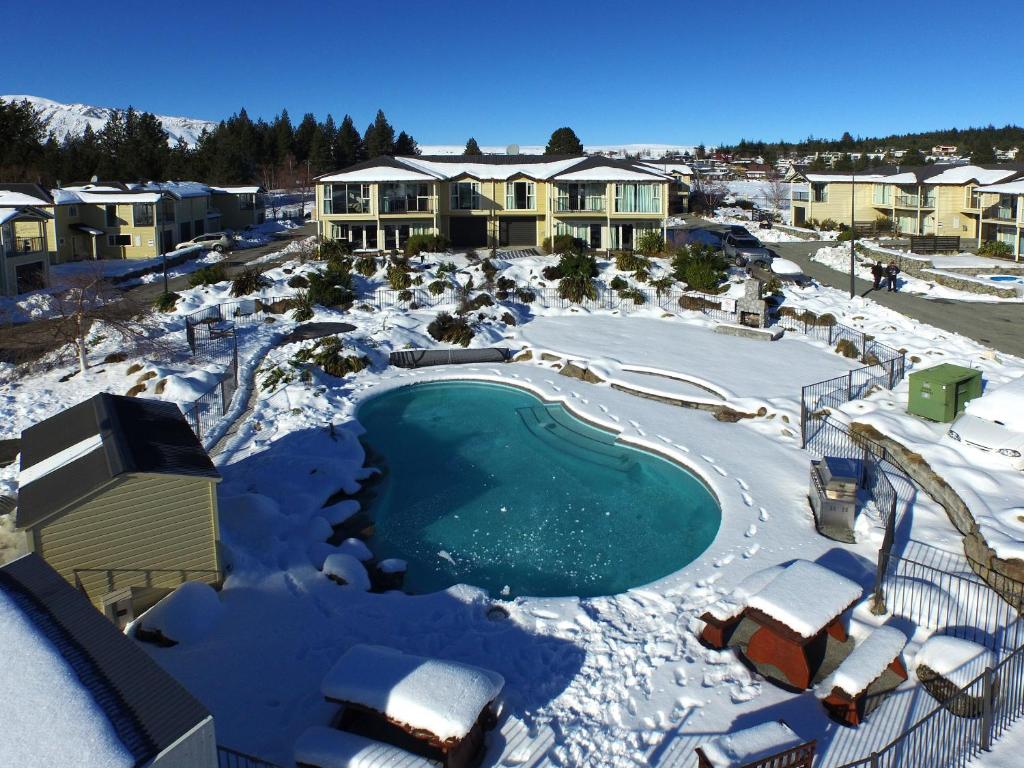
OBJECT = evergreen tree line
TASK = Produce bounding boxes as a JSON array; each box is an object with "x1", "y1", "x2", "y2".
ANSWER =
[
  {"x1": 719, "y1": 124, "x2": 1023, "y2": 167},
  {"x1": 0, "y1": 98, "x2": 420, "y2": 187}
]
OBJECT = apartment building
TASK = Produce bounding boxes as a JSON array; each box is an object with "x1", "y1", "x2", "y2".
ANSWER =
[
  {"x1": 315, "y1": 155, "x2": 672, "y2": 251},
  {"x1": 0, "y1": 184, "x2": 52, "y2": 296},
  {"x1": 973, "y1": 179, "x2": 1024, "y2": 257},
  {"x1": 790, "y1": 164, "x2": 1024, "y2": 239}
]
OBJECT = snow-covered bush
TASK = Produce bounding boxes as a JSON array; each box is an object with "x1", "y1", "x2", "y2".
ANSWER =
[
  {"x1": 187, "y1": 263, "x2": 227, "y2": 287},
  {"x1": 614, "y1": 251, "x2": 650, "y2": 271},
  {"x1": 428, "y1": 312, "x2": 474, "y2": 347},
  {"x1": 636, "y1": 231, "x2": 665, "y2": 256},
  {"x1": 231, "y1": 266, "x2": 270, "y2": 297}
]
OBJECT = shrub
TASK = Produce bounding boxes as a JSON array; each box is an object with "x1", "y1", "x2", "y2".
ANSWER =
[
  {"x1": 650, "y1": 276, "x2": 675, "y2": 296},
  {"x1": 436, "y1": 261, "x2": 458, "y2": 276},
  {"x1": 819, "y1": 218, "x2": 839, "y2": 231},
  {"x1": 835, "y1": 338, "x2": 860, "y2": 359},
  {"x1": 290, "y1": 290, "x2": 314, "y2": 322},
  {"x1": 765, "y1": 277, "x2": 783, "y2": 295},
  {"x1": 634, "y1": 268, "x2": 650, "y2": 283},
  {"x1": 307, "y1": 271, "x2": 352, "y2": 308},
  {"x1": 609, "y1": 275, "x2": 628, "y2": 291},
  {"x1": 104, "y1": 352, "x2": 127, "y2": 363},
  {"x1": 978, "y1": 240, "x2": 1013, "y2": 258},
  {"x1": 398, "y1": 289, "x2": 413, "y2": 302},
  {"x1": 428, "y1": 280, "x2": 447, "y2": 295},
  {"x1": 292, "y1": 337, "x2": 369, "y2": 378},
  {"x1": 354, "y1": 255, "x2": 378, "y2": 276},
  {"x1": 614, "y1": 251, "x2": 649, "y2": 271},
  {"x1": 678, "y1": 294, "x2": 721, "y2": 311},
  {"x1": 496, "y1": 276, "x2": 516, "y2": 292},
  {"x1": 557, "y1": 251, "x2": 598, "y2": 278},
  {"x1": 542, "y1": 264, "x2": 562, "y2": 280},
  {"x1": 386, "y1": 264, "x2": 412, "y2": 290},
  {"x1": 153, "y1": 292, "x2": 179, "y2": 312},
  {"x1": 542, "y1": 234, "x2": 584, "y2": 255},
  {"x1": 515, "y1": 287, "x2": 536, "y2": 303},
  {"x1": 287, "y1": 274, "x2": 309, "y2": 289},
  {"x1": 320, "y1": 239, "x2": 352, "y2": 260},
  {"x1": 231, "y1": 266, "x2": 270, "y2": 297},
  {"x1": 501, "y1": 312, "x2": 517, "y2": 326},
  {"x1": 427, "y1": 312, "x2": 474, "y2": 346},
  {"x1": 558, "y1": 273, "x2": 597, "y2": 303},
  {"x1": 874, "y1": 216, "x2": 894, "y2": 235},
  {"x1": 187, "y1": 263, "x2": 227, "y2": 287},
  {"x1": 836, "y1": 229, "x2": 856, "y2": 242},
  {"x1": 619, "y1": 287, "x2": 647, "y2": 304},
  {"x1": 126, "y1": 363, "x2": 143, "y2": 375},
  {"x1": 671, "y1": 244, "x2": 727, "y2": 293},
  {"x1": 481, "y1": 258, "x2": 498, "y2": 283},
  {"x1": 636, "y1": 231, "x2": 666, "y2": 256},
  {"x1": 405, "y1": 233, "x2": 449, "y2": 256}
]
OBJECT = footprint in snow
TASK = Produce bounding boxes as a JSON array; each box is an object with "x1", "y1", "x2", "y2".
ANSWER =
[
  {"x1": 580, "y1": 398, "x2": 588, "y2": 404},
  {"x1": 712, "y1": 465, "x2": 728, "y2": 477},
  {"x1": 657, "y1": 434, "x2": 673, "y2": 444},
  {"x1": 741, "y1": 492, "x2": 753, "y2": 507},
  {"x1": 609, "y1": 415, "x2": 620, "y2": 423},
  {"x1": 759, "y1": 507, "x2": 770, "y2": 522},
  {"x1": 745, "y1": 525, "x2": 757, "y2": 537},
  {"x1": 744, "y1": 543, "x2": 761, "y2": 558},
  {"x1": 736, "y1": 478, "x2": 749, "y2": 491},
  {"x1": 599, "y1": 404, "x2": 609, "y2": 413},
  {"x1": 551, "y1": 385, "x2": 561, "y2": 392},
  {"x1": 571, "y1": 391, "x2": 580, "y2": 398},
  {"x1": 701, "y1": 454, "x2": 715, "y2": 464},
  {"x1": 713, "y1": 554, "x2": 735, "y2": 568}
]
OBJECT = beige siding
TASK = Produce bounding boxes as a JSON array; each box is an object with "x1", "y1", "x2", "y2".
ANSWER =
[{"x1": 32, "y1": 474, "x2": 220, "y2": 605}]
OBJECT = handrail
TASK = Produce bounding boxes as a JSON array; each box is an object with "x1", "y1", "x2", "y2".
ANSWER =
[{"x1": 217, "y1": 745, "x2": 283, "y2": 768}]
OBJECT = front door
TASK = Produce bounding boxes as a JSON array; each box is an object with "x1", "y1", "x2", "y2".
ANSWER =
[
  {"x1": 590, "y1": 224, "x2": 601, "y2": 250},
  {"x1": 620, "y1": 224, "x2": 634, "y2": 250}
]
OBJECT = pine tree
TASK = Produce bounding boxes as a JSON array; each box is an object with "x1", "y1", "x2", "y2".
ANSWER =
[
  {"x1": 544, "y1": 127, "x2": 583, "y2": 155},
  {"x1": 395, "y1": 130, "x2": 418, "y2": 156},
  {"x1": 464, "y1": 137, "x2": 482, "y2": 156},
  {"x1": 969, "y1": 142, "x2": 996, "y2": 164},
  {"x1": 334, "y1": 115, "x2": 363, "y2": 168},
  {"x1": 271, "y1": 109, "x2": 294, "y2": 164},
  {"x1": 363, "y1": 110, "x2": 396, "y2": 157},
  {"x1": 695, "y1": 144, "x2": 707, "y2": 159},
  {"x1": 293, "y1": 113, "x2": 319, "y2": 164}
]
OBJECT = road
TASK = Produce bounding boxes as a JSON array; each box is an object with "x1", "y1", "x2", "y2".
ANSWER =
[
  {"x1": 769, "y1": 240, "x2": 1024, "y2": 359},
  {"x1": 0, "y1": 223, "x2": 314, "y2": 365}
]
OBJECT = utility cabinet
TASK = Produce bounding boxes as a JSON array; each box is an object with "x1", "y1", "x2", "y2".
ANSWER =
[{"x1": 907, "y1": 364, "x2": 982, "y2": 423}]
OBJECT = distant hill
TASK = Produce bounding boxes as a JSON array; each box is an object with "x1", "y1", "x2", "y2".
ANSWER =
[{"x1": 1, "y1": 94, "x2": 218, "y2": 147}]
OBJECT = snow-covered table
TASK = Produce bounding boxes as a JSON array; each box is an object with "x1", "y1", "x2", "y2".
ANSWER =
[
  {"x1": 320, "y1": 644, "x2": 504, "y2": 768},
  {"x1": 815, "y1": 625, "x2": 908, "y2": 726}
]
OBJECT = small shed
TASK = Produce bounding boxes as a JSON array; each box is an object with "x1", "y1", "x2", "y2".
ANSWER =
[
  {"x1": 0, "y1": 553, "x2": 218, "y2": 768},
  {"x1": 16, "y1": 393, "x2": 222, "y2": 625},
  {"x1": 907, "y1": 364, "x2": 982, "y2": 422}
]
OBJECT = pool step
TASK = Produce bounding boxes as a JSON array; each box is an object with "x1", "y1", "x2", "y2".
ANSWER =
[{"x1": 516, "y1": 405, "x2": 635, "y2": 472}]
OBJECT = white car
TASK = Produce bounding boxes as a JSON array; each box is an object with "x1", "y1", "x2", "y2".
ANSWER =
[
  {"x1": 175, "y1": 232, "x2": 234, "y2": 253},
  {"x1": 948, "y1": 378, "x2": 1024, "y2": 469}
]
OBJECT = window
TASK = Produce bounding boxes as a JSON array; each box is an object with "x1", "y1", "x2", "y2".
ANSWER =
[
  {"x1": 872, "y1": 184, "x2": 891, "y2": 205},
  {"x1": 380, "y1": 183, "x2": 430, "y2": 213},
  {"x1": 812, "y1": 183, "x2": 828, "y2": 203},
  {"x1": 556, "y1": 183, "x2": 605, "y2": 211},
  {"x1": 614, "y1": 183, "x2": 661, "y2": 213},
  {"x1": 505, "y1": 181, "x2": 535, "y2": 210},
  {"x1": 107, "y1": 234, "x2": 132, "y2": 247},
  {"x1": 323, "y1": 183, "x2": 371, "y2": 214},
  {"x1": 331, "y1": 223, "x2": 377, "y2": 249},
  {"x1": 132, "y1": 203, "x2": 153, "y2": 227},
  {"x1": 105, "y1": 205, "x2": 119, "y2": 227},
  {"x1": 194, "y1": 219, "x2": 205, "y2": 236},
  {"x1": 67, "y1": 205, "x2": 78, "y2": 217},
  {"x1": 450, "y1": 182, "x2": 481, "y2": 210}
]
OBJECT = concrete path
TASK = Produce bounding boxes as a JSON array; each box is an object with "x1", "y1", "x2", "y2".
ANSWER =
[{"x1": 770, "y1": 240, "x2": 1024, "y2": 359}]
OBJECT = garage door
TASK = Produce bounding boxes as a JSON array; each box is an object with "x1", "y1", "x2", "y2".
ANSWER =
[
  {"x1": 501, "y1": 217, "x2": 537, "y2": 247},
  {"x1": 449, "y1": 217, "x2": 488, "y2": 248}
]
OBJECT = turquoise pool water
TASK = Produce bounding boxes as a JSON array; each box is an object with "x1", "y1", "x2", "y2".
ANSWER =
[{"x1": 357, "y1": 381, "x2": 721, "y2": 598}]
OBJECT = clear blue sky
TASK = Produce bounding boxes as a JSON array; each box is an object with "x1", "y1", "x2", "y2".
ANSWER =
[{"x1": 4, "y1": 0, "x2": 1021, "y2": 146}]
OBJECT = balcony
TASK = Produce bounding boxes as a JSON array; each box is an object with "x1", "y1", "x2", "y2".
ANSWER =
[
  {"x1": 792, "y1": 190, "x2": 810, "y2": 202},
  {"x1": 554, "y1": 197, "x2": 606, "y2": 213},
  {"x1": 4, "y1": 236, "x2": 45, "y2": 255},
  {"x1": 983, "y1": 205, "x2": 1018, "y2": 222},
  {"x1": 379, "y1": 198, "x2": 432, "y2": 214},
  {"x1": 893, "y1": 195, "x2": 933, "y2": 208}
]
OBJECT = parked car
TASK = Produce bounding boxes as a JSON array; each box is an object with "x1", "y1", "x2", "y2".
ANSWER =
[
  {"x1": 947, "y1": 378, "x2": 1024, "y2": 469},
  {"x1": 723, "y1": 232, "x2": 773, "y2": 267},
  {"x1": 175, "y1": 232, "x2": 234, "y2": 253}
]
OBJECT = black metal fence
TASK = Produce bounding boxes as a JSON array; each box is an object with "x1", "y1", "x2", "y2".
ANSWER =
[{"x1": 217, "y1": 745, "x2": 282, "y2": 768}]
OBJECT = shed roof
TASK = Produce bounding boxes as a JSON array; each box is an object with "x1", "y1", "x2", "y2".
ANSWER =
[
  {"x1": 908, "y1": 363, "x2": 982, "y2": 385},
  {"x1": 16, "y1": 393, "x2": 220, "y2": 529},
  {"x1": 0, "y1": 553, "x2": 212, "y2": 764}
]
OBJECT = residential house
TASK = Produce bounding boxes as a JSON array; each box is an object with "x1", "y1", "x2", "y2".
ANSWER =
[
  {"x1": 973, "y1": 179, "x2": 1024, "y2": 257},
  {"x1": 0, "y1": 553, "x2": 218, "y2": 767},
  {"x1": 209, "y1": 185, "x2": 267, "y2": 229},
  {"x1": 0, "y1": 184, "x2": 53, "y2": 295},
  {"x1": 639, "y1": 161, "x2": 692, "y2": 214},
  {"x1": 315, "y1": 155, "x2": 671, "y2": 251},
  {"x1": 789, "y1": 164, "x2": 1024, "y2": 236},
  {"x1": 15, "y1": 393, "x2": 223, "y2": 624},
  {"x1": 931, "y1": 145, "x2": 959, "y2": 158}
]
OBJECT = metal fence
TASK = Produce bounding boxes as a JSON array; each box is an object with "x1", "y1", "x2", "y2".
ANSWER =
[
  {"x1": 217, "y1": 746, "x2": 282, "y2": 768},
  {"x1": 181, "y1": 375, "x2": 238, "y2": 441}
]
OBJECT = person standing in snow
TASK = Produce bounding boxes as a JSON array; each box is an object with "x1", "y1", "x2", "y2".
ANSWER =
[
  {"x1": 871, "y1": 261, "x2": 884, "y2": 290},
  {"x1": 885, "y1": 261, "x2": 900, "y2": 292}
]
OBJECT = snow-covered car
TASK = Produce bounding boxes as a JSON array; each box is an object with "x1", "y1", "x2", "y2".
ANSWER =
[
  {"x1": 947, "y1": 378, "x2": 1024, "y2": 469},
  {"x1": 175, "y1": 232, "x2": 234, "y2": 253},
  {"x1": 723, "y1": 233, "x2": 773, "y2": 267}
]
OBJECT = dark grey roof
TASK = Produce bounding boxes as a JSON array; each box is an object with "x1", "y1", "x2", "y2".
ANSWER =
[
  {"x1": 16, "y1": 394, "x2": 220, "y2": 529},
  {"x1": 0, "y1": 554, "x2": 211, "y2": 763},
  {"x1": 0, "y1": 182, "x2": 54, "y2": 204}
]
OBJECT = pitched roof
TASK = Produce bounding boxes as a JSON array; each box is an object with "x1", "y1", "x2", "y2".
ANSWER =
[
  {"x1": 0, "y1": 554, "x2": 212, "y2": 764},
  {"x1": 0, "y1": 182, "x2": 54, "y2": 205},
  {"x1": 16, "y1": 393, "x2": 220, "y2": 529},
  {"x1": 795, "y1": 163, "x2": 1024, "y2": 186}
]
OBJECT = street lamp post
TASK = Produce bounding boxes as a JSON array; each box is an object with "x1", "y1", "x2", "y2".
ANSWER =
[{"x1": 850, "y1": 170, "x2": 856, "y2": 299}]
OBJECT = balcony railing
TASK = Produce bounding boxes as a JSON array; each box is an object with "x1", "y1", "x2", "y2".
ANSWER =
[
  {"x1": 379, "y1": 198, "x2": 432, "y2": 214},
  {"x1": 792, "y1": 190, "x2": 810, "y2": 202},
  {"x1": 983, "y1": 206, "x2": 1018, "y2": 222},
  {"x1": 554, "y1": 197, "x2": 606, "y2": 213},
  {"x1": 894, "y1": 195, "x2": 933, "y2": 207},
  {"x1": 5, "y1": 236, "x2": 45, "y2": 255}
]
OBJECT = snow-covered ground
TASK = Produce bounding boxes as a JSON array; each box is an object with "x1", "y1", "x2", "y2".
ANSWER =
[{"x1": 2, "y1": 243, "x2": 1024, "y2": 767}]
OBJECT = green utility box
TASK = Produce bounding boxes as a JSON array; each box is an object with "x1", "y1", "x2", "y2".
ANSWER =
[{"x1": 907, "y1": 364, "x2": 983, "y2": 422}]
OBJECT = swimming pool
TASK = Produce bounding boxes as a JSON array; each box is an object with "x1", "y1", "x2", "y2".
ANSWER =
[
  {"x1": 357, "y1": 381, "x2": 721, "y2": 598},
  {"x1": 986, "y1": 275, "x2": 1024, "y2": 285}
]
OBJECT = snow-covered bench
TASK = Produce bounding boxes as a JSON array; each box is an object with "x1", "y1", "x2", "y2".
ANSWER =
[
  {"x1": 699, "y1": 566, "x2": 784, "y2": 649},
  {"x1": 295, "y1": 726, "x2": 437, "y2": 768},
  {"x1": 320, "y1": 645, "x2": 505, "y2": 768},
  {"x1": 695, "y1": 720, "x2": 815, "y2": 768},
  {"x1": 914, "y1": 635, "x2": 998, "y2": 718},
  {"x1": 815, "y1": 625, "x2": 908, "y2": 726}
]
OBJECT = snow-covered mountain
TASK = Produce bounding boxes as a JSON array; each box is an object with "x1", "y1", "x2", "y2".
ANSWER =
[{"x1": 1, "y1": 95, "x2": 218, "y2": 146}]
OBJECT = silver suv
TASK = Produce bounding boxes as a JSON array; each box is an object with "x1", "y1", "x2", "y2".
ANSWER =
[
  {"x1": 722, "y1": 233, "x2": 773, "y2": 267},
  {"x1": 176, "y1": 232, "x2": 234, "y2": 253}
]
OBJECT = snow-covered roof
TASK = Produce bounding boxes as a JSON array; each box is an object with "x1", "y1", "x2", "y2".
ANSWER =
[
  {"x1": 552, "y1": 165, "x2": 666, "y2": 181},
  {"x1": 699, "y1": 721, "x2": 805, "y2": 767},
  {"x1": 640, "y1": 162, "x2": 694, "y2": 176},
  {"x1": 924, "y1": 166, "x2": 1019, "y2": 185},
  {"x1": 0, "y1": 190, "x2": 48, "y2": 207},
  {"x1": 320, "y1": 644, "x2": 505, "y2": 741},
  {"x1": 746, "y1": 560, "x2": 862, "y2": 638},
  {"x1": 401, "y1": 155, "x2": 586, "y2": 180},
  {"x1": 319, "y1": 165, "x2": 440, "y2": 183},
  {"x1": 129, "y1": 181, "x2": 211, "y2": 199},
  {"x1": 0, "y1": 205, "x2": 52, "y2": 226},
  {"x1": 133, "y1": 581, "x2": 223, "y2": 644},
  {"x1": 975, "y1": 180, "x2": 1024, "y2": 195},
  {"x1": 914, "y1": 635, "x2": 996, "y2": 688},
  {"x1": 53, "y1": 187, "x2": 164, "y2": 205},
  {"x1": 209, "y1": 185, "x2": 264, "y2": 195},
  {"x1": 800, "y1": 165, "x2": 1022, "y2": 187},
  {"x1": 802, "y1": 173, "x2": 891, "y2": 183},
  {"x1": 816, "y1": 626, "x2": 907, "y2": 698},
  {"x1": 294, "y1": 726, "x2": 435, "y2": 768}
]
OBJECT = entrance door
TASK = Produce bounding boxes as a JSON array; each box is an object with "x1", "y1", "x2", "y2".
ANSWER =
[
  {"x1": 620, "y1": 224, "x2": 634, "y2": 250},
  {"x1": 449, "y1": 217, "x2": 487, "y2": 248},
  {"x1": 15, "y1": 262, "x2": 45, "y2": 294},
  {"x1": 161, "y1": 229, "x2": 174, "y2": 253},
  {"x1": 590, "y1": 224, "x2": 601, "y2": 250}
]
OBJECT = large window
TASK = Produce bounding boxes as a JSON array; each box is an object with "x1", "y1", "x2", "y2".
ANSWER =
[
  {"x1": 105, "y1": 204, "x2": 119, "y2": 227},
  {"x1": 505, "y1": 181, "x2": 535, "y2": 210},
  {"x1": 556, "y1": 183, "x2": 605, "y2": 212},
  {"x1": 380, "y1": 183, "x2": 431, "y2": 213},
  {"x1": 812, "y1": 183, "x2": 828, "y2": 203},
  {"x1": 132, "y1": 203, "x2": 154, "y2": 227},
  {"x1": 614, "y1": 183, "x2": 661, "y2": 213},
  {"x1": 331, "y1": 223, "x2": 378, "y2": 250},
  {"x1": 872, "y1": 184, "x2": 891, "y2": 205},
  {"x1": 323, "y1": 184, "x2": 372, "y2": 215},
  {"x1": 450, "y1": 182, "x2": 481, "y2": 210}
]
